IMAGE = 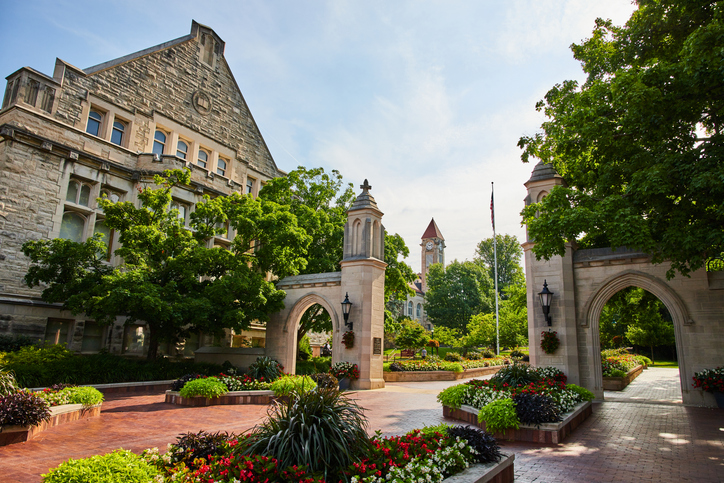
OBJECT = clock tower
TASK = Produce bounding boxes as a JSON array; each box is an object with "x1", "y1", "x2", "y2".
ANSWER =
[{"x1": 420, "y1": 218, "x2": 445, "y2": 292}]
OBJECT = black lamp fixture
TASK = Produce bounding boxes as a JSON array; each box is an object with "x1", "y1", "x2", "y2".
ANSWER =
[
  {"x1": 538, "y1": 280, "x2": 554, "y2": 327},
  {"x1": 341, "y1": 292, "x2": 353, "y2": 331}
]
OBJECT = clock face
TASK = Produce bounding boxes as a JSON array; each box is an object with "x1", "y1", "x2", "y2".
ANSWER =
[{"x1": 426, "y1": 241, "x2": 433, "y2": 250}]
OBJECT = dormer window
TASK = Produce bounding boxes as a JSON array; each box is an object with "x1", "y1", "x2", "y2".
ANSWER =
[
  {"x1": 153, "y1": 130, "x2": 167, "y2": 155},
  {"x1": 86, "y1": 110, "x2": 103, "y2": 137}
]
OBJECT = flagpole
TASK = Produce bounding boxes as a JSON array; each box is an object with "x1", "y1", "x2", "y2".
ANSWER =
[{"x1": 492, "y1": 182, "x2": 500, "y2": 356}]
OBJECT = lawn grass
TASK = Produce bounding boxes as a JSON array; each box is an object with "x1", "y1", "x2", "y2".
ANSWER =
[{"x1": 651, "y1": 360, "x2": 679, "y2": 368}]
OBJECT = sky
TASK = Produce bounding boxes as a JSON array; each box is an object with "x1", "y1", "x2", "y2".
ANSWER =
[{"x1": 0, "y1": 1, "x2": 638, "y2": 274}]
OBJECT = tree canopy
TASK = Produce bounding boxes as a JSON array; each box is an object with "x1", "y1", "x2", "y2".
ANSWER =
[
  {"x1": 519, "y1": 0, "x2": 724, "y2": 278},
  {"x1": 23, "y1": 169, "x2": 310, "y2": 359},
  {"x1": 475, "y1": 234, "x2": 524, "y2": 297},
  {"x1": 424, "y1": 261, "x2": 493, "y2": 335}
]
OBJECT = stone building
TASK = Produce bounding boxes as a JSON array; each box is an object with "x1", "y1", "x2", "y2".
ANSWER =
[
  {"x1": 395, "y1": 218, "x2": 445, "y2": 330},
  {"x1": 0, "y1": 21, "x2": 284, "y2": 356}
]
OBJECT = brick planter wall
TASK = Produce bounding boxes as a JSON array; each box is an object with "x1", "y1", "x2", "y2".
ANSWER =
[
  {"x1": 384, "y1": 365, "x2": 504, "y2": 382},
  {"x1": 603, "y1": 364, "x2": 644, "y2": 391},
  {"x1": 443, "y1": 401, "x2": 592, "y2": 444},
  {"x1": 0, "y1": 403, "x2": 102, "y2": 446},
  {"x1": 443, "y1": 454, "x2": 515, "y2": 483},
  {"x1": 165, "y1": 390, "x2": 276, "y2": 406}
]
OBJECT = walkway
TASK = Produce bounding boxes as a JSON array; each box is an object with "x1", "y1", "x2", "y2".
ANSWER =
[{"x1": 1, "y1": 368, "x2": 722, "y2": 482}]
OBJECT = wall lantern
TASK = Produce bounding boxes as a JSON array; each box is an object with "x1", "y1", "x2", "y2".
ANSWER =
[
  {"x1": 538, "y1": 280, "x2": 554, "y2": 327},
  {"x1": 341, "y1": 292, "x2": 353, "y2": 331}
]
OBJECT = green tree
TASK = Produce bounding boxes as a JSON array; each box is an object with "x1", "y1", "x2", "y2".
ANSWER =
[
  {"x1": 475, "y1": 234, "x2": 523, "y2": 297},
  {"x1": 23, "y1": 169, "x2": 311, "y2": 360},
  {"x1": 384, "y1": 233, "x2": 416, "y2": 333},
  {"x1": 625, "y1": 307, "x2": 675, "y2": 363},
  {"x1": 394, "y1": 319, "x2": 430, "y2": 352},
  {"x1": 424, "y1": 261, "x2": 493, "y2": 335},
  {"x1": 519, "y1": 0, "x2": 724, "y2": 278}
]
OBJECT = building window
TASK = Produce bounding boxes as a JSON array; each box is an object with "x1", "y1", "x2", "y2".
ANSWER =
[
  {"x1": 246, "y1": 178, "x2": 254, "y2": 194},
  {"x1": 86, "y1": 110, "x2": 103, "y2": 137},
  {"x1": 217, "y1": 158, "x2": 227, "y2": 177},
  {"x1": 177, "y1": 140, "x2": 188, "y2": 159},
  {"x1": 93, "y1": 219, "x2": 113, "y2": 259},
  {"x1": 407, "y1": 301, "x2": 413, "y2": 317},
  {"x1": 110, "y1": 120, "x2": 125, "y2": 146},
  {"x1": 198, "y1": 149, "x2": 209, "y2": 169},
  {"x1": 416, "y1": 304, "x2": 422, "y2": 318},
  {"x1": 24, "y1": 79, "x2": 39, "y2": 106},
  {"x1": 81, "y1": 321, "x2": 104, "y2": 352},
  {"x1": 153, "y1": 130, "x2": 167, "y2": 155},
  {"x1": 99, "y1": 188, "x2": 122, "y2": 205},
  {"x1": 45, "y1": 318, "x2": 73, "y2": 346},
  {"x1": 66, "y1": 179, "x2": 92, "y2": 206},
  {"x1": 40, "y1": 86, "x2": 55, "y2": 113},
  {"x1": 59, "y1": 211, "x2": 86, "y2": 242},
  {"x1": 170, "y1": 201, "x2": 188, "y2": 226}
]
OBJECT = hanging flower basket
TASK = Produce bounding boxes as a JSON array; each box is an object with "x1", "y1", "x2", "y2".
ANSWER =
[
  {"x1": 342, "y1": 330, "x2": 355, "y2": 349},
  {"x1": 541, "y1": 330, "x2": 560, "y2": 355}
]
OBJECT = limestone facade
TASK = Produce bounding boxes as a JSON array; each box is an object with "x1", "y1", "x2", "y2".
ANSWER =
[
  {"x1": 523, "y1": 162, "x2": 724, "y2": 407},
  {"x1": 0, "y1": 21, "x2": 284, "y2": 356}
]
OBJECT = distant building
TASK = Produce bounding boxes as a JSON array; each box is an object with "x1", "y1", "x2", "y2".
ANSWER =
[
  {"x1": 0, "y1": 21, "x2": 283, "y2": 356},
  {"x1": 398, "y1": 218, "x2": 445, "y2": 330}
]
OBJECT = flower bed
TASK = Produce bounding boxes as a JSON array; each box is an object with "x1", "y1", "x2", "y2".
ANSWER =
[
  {"x1": 0, "y1": 403, "x2": 102, "y2": 446},
  {"x1": 386, "y1": 356, "x2": 510, "y2": 373},
  {"x1": 384, "y1": 365, "x2": 504, "y2": 382},
  {"x1": 437, "y1": 363, "x2": 595, "y2": 443},
  {"x1": 602, "y1": 364, "x2": 644, "y2": 391},
  {"x1": 165, "y1": 390, "x2": 276, "y2": 407}
]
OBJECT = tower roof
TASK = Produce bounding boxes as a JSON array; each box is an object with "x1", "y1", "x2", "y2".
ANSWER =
[
  {"x1": 526, "y1": 161, "x2": 562, "y2": 183},
  {"x1": 422, "y1": 218, "x2": 444, "y2": 240}
]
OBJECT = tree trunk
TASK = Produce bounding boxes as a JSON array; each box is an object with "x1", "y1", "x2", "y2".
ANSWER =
[
  {"x1": 650, "y1": 345, "x2": 655, "y2": 364},
  {"x1": 146, "y1": 328, "x2": 160, "y2": 361}
]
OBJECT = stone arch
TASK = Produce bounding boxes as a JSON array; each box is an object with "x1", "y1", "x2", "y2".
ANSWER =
[
  {"x1": 284, "y1": 292, "x2": 341, "y2": 334},
  {"x1": 582, "y1": 269, "x2": 691, "y2": 400}
]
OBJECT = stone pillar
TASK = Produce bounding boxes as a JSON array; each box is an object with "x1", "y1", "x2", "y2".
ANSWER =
[
  {"x1": 337, "y1": 180, "x2": 387, "y2": 389},
  {"x1": 523, "y1": 163, "x2": 581, "y2": 385}
]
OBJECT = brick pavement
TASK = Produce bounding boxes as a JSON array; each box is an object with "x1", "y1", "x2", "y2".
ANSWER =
[{"x1": 1, "y1": 368, "x2": 722, "y2": 482}]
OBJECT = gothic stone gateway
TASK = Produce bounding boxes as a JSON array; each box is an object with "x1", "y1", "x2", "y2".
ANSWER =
[
  {"x1": 265, "y1": 180, "x2": 387, "y2": 390},
  {"x1": 523, "y1": 162, "x2": 724, "y2": 407}
]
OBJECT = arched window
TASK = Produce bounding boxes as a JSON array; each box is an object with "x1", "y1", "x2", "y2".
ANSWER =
[
  {"x1": 176, "y1": 140, "x2": 188, "y2": 159},
  {"x1": 217, "y1": 158, "x2": 227, "y2": 177},
  {"x1": 198, "y1": 149, "x2": 208, "y2": 168},
  {"x1": 407, "y1": 301, "x2": 413, "y2": 317},
  {"x1": 59, "y1": 212, "x2": 85, "y2": 242},
  {"x1": 416, "y1": 304, "x2": 422, "y2": 318},
  {"x1": 66, "y1": 180, "x2": 92, "y2": 207},
  {"x1": 86, "y1": 110, "x2": 102, "y2": 136},
  {"x1": 153, "y1": 130, "x2": 166, "y2": 155},
  {"x1": 110, "y1": 121, "x2": 125, "y2": 146}
]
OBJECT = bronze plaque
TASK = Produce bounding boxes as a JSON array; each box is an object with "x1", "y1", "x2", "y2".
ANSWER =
[{"x1": 373, "y1": 337, "x2": 382, "y2": 355}]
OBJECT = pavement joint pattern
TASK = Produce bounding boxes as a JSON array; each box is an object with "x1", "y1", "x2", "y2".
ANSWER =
[{"x1": 0, "y1": 367, "x2": 721, "y2": 482}]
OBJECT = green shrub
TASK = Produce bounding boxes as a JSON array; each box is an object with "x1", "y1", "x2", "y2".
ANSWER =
[
  {"x1": 63, "y1": 386, "x2": 104, "y2": 407},
  {"x1": 412, "y1": 423, "x2": 451, "y2": 437},
  {"x1": 442, "y1": 362, "x2": 464, "y2": 373},
  {"x1": 482, "y1": 350, "x2": 495, "y2": 359},
  {"x1": 296, "y1": 356, "x2": 332, "y2": 375},
  {"x1": 491, "y1": 360, "x2": 540, "y2": 387},
  {"x1": 0, "y1": 344, "x2": 73, "y2": 365},
  {"x1": 270, "y1": 375, "x2": 316, "y2": 397},
  {"x1": 436, "y1": 384, "x2": 469, "y2": 409},
  {"x1": 477, "y1": 399, "x2": 520, "y2": 434},
  {"x1": 7, "y1": 353, "x2": 222, "y2": 388},
  {"x1": 566, "y1": 384, "x2": 595, "y2": 402},
  {"x1": 247, "y1": 356, "x2": 283, "y2": 382},
  {"x1": 244, "y1": 387, "x2": 370, "y2": 480},
  {"x1": 0, "y1": 367, "x2": 18, "y2": 396},
  {"x1": 0, "y1": 334, "x2": 39, "y2": 353},
  {"x1": 466, "y1": 351, "x2": 482, "y2": 360},
  {"x1": 42, "y1": 449, "x2": 160, "y2": 483},
  {"x1": 444, "y1": 352, "x2": 462, "y2": 362},
  {"x1": 179, "y1": 377, "x2": 228, "y2": 399},
  {"x1": 635, "y1": 355, "x2": 652, "y2": 368},
  {"x1": 165, "y1": 430, "x2": 233, "y2": 469},
  {"x1": 608, "y1": 369, "x2": 627, "y2": 378}
]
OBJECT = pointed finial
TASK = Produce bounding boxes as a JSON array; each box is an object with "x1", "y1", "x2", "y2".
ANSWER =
[{"x1": 360, "y1": 179, "x2": 372, "y2": 194}]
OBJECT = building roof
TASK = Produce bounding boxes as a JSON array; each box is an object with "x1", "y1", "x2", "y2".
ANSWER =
[
  {"x1": 526, "y1": 161, "x2": 562, "y2": 183},
  {"x1": 421, "y1": 218, "x2": 444, "y2": 240}
]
